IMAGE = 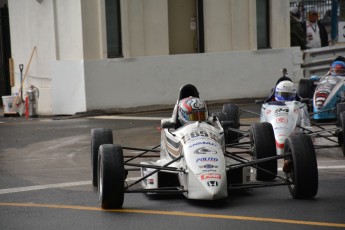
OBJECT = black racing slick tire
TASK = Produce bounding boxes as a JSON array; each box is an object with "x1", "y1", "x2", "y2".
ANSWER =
[
  {"x1": 213, "y1": 104, "x2": 241, "y2": 144},
  {"x1": 337, "y1": 103, "x2": 345, "y2": 127},
  {"x1": 284, "y1": 134, "x2": 318, "y2": 199},
  {"x1": 98, "y1": 144, "x2": 125, "y2": 209},
  {"x1": 222, "y1": 104, "x2": 240, "y2": 129},
  {"x1": 91, "y1": 128, "x2": 113, "y2": 187},
  {"x1": 297, "y1": 79, "x2": 314, "y2": 99},
  {"x1": 250, "y1": 122, "x2": 277, "y2": 181}
]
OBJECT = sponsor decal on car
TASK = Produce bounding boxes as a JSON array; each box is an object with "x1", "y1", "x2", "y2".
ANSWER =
[
  {"x1": 198, "y1": 164, "x2": 218, "y2": 169},
  {"x1": 200, "y1": 173, "x2": 221, "y2": 180},
  {"x1": 201, "y1": 169, "x2": 217, "y2": 173},
  {"x1": 275, "y1": 108, "x2": 289, "y2": 116},
  {"x1": 274, "y1": 126, "x2": 289, "y2": 130},
  {"x1": 266, "y1": 109, "x2": 271, "y2": 115},
  {"x1": 193, "y1": 147, "x2": 217, "y2": 154},
  {"x1": 207, "y1": 181, "x2": 218, "y2": 187},
  {"x1": 276, "y1": 117, "x2": 288, "y2": 123},
  {"x1": 196, "y1": 157, "x2": 218, "y2": 163},
  {"x1": 189, "y1": 141, "x2": 218, "y2": 148}
]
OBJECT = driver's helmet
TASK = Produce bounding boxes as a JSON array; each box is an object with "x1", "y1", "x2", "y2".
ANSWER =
[
  {"x1": 275, "y1": 80, "x2": 296, "y2": 101},
  {"x1": 178, "y1": 97, "x2": 208, "y2": 125},
  {"x1": 330, "y1": 61, "x2": 345, "y2": 76}
]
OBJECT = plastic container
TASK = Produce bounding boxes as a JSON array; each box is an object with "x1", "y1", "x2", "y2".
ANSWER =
[{"x1": 2, "y1": 95, "x2": 17, "y2": 113}]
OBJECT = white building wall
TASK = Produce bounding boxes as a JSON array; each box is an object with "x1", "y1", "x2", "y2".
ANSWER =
[
  {"x1": 51, "y1": 48, "x2": 304, "y2": 114},
  {"x1": 54, "y1": 0, "x2": 83, "y2": 60},
  {"x1": 8, "y1": 0, "x2": 300, "y2": 115}
]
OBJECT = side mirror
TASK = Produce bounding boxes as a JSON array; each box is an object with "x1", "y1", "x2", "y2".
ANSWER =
[
  {"x1": 300, "y1": 98, "x2": 310, "y2": 103},
  {"x1": 221, "y1": 121, "x2": 234, "y2": 128},
  {"x1": 161, "y1": 121, "x2": 176, "y2": 129}
]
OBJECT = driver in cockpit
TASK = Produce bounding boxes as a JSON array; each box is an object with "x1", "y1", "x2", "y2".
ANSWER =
[{"x1": 330, "y1": 59, "x2": 345, "y2": 77}]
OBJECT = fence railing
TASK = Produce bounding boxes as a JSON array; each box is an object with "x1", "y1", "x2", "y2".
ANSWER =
[{"x1": 302, "y1": 45, "x2": 345, "y2": 78}]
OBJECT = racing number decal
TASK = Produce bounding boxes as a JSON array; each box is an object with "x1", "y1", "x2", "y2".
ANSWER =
[
  {"x1": 181, "y1": 131, "x2": 208, "y2": 143},
  {"x1": 191, "y1": 130, "x2": 208, "y2": 138}
]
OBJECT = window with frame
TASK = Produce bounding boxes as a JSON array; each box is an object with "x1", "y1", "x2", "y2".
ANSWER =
[
  {"x1": 105, "y1": 0, "x2": 122, "y2": 58},
  {"x1": 256, "y1": 0, "x2": 270, "y2": 49}
]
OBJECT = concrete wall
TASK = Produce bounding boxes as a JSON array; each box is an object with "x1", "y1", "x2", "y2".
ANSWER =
[{"x1": 51, "y1": 47, "x2": 304, "y2": 114}]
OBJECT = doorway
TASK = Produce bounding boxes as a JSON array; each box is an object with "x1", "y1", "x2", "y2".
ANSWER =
[
  {"x1": 168, "y1": 0, "x2": 204, "y2": 54},
  {"x1": 0, "y1": 3, "x2": 11, "y2": 105}
]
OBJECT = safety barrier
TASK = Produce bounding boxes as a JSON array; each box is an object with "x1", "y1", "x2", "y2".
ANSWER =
[{"x1": 302, "y1": 45, "x2": 345, "y2": 78}]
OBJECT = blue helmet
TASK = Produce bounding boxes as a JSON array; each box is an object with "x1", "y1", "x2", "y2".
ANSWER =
[
  {"x1": 275, "y1": 81, "x2": 296, "y2": 101},
  {"x1": 330, "y1": 61, "x2": 345, "y2": 76}
]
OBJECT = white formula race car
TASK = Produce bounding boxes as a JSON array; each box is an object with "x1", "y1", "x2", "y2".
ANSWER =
[
  {"x1": 91, "y1": 84, "x2": 318, "y2": 209},
  {"x1": 259, "y1": 100, "x2": 310, "y2": 155}
]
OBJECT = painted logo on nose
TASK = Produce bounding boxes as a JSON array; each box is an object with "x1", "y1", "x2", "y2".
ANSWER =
[
  {"x1": 196, "y1": 157, "x2": 218, "y2": 163},
  {"x1": 194, "y1": 147, "x2": 217, "y2": 154}
]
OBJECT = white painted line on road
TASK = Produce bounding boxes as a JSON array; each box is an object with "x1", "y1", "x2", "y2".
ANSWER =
[
  {"x1": 88, "y1": 115, "x2": 168, "y2": 121},
  {"x1": 0, "y1": 178, "x2": 140, "y2": 195},
  {"x1": 0, "y1": 181, "x2": 91, "y2": 195},
  {"x1": 1, "y1": 165, "x2": 345, "y2": 195},
  {"x1": 278, "y1": 165, "x2": 345, "y2": 171}
]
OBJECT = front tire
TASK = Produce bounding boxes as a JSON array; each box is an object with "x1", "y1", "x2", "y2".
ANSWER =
[
  {"x1": 91, "y1": 128, "x2": 113, "y2": 187},
  {"x1": 284, "y1": 134, "x2": 318, "y2": 199},
  {"x1": 98, "y1": 144, "x2": 125, "y2": 209},
  {"x1": 250, "y1": 122, "x2": 277, "y2": 181}
]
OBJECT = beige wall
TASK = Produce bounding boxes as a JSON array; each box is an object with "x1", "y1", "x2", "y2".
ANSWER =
[
  {"x1": 81, "y1": 0, "x2": 105, "y2": 60},
  {"x1": 270, "y1": 0, "x2": 290, "y2": 49},
  {"x1": 203, "y1": 0, "x2": 256, "y2": 52},
  {"x1": 121, "y1": 0, "x2": 169, "y2": 57}
]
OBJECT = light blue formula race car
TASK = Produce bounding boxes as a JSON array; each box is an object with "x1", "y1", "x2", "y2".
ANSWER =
[{"x1": 298, "y1": 57, "x2": 345, "y2": 122}]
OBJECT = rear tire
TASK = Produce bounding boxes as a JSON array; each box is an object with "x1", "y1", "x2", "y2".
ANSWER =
[
  {"x1": 91, "y1": 128, "x2": 113, "y2": 187},
  {"x1": 250, "y1": 122, "x2": 277, "y2": 181},
  {"x1": 284, "y1": 134, "x2": 318, "y2": 199},
  {"x1": 98, "y1": 144, "x2": 125, "y2": 209},
  {"x1": 297, "y1": 79, "x2": 314, "y2": 99},
  {"x1": 222, "y1": 104, "x2": 240, "y2": 128},
  {"x1": 337, "y1": 103, "x2": 345, "y2": 126},
  {"x1": 298, "y1": 79, "x2": 315, "y2": 112},
  {"x1": 214, "y1": 104, "x2": 241, "y2": 144}
]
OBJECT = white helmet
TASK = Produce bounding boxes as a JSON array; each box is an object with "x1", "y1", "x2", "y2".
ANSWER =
[
  {"x1": 178, "y1": 97, "x2": 208, "y2": 125},
  {"x1": 275, "y1": 81, "x2": 296, "y2": 101}
]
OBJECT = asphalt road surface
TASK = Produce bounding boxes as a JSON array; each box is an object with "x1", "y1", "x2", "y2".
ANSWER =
[{"x1": 1, "y1": 105, "x2": 345, "y2": 230}]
